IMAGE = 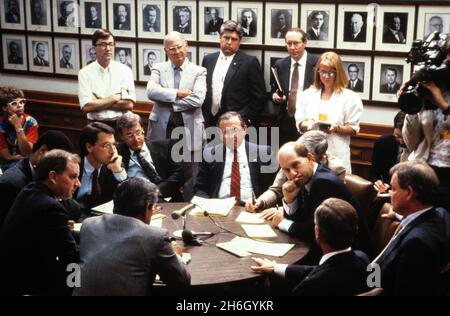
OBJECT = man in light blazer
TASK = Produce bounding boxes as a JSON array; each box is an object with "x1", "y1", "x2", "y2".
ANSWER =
[
  {"x1": 201, "y1": 20, "x2": 266, "y2": 128},
  {"x1": 272, "y1": 28, "x2": 318, "y2": 145},
  {"x1": 146, "y1": 31, "x2": 206, "y2": 200}
]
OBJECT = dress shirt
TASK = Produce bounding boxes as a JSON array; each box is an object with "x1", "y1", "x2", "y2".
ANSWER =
[
  {"x1": 211, "y1": 52, "x2": 235, "y2": 114},
  {"x1": 218, "y1": 141, "x2": 253, "y2": 201},
  {"x1": 127, "y1": 143, "x2": 158, "y2": 179},
  {"x1": 290, "y1": 52, "x2": 307, "y2": 95}
]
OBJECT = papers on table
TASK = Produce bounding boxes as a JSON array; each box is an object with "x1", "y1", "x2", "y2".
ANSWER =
[
  {"x1": 190, "y1": 196, "x2": 235, "y2": 217},
  {"x1": 235, "y1": 211, "x2": 265, "y2": 224},
  {"x1": 241, "y1": 224, "x2": 277, "y2": 238},
  {"x1": 181, "y1": 253, "x2": 191, "y2": 264},
  {"x1": 216, "y1": 237, "x2": 295, "y2": 257},
  {"x1": 91, "y1": 200, "x2": 114, "y2": 215}
]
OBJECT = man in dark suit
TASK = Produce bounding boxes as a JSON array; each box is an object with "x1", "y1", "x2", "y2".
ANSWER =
[
  {"x1": 0, "y1": 149, "x2": 80, "y2": 295},
  {"x1": 116, "y1": 112, "x2": 184, "y2": 201},
  {"x1": 261, "y1": 142, "x2": 372, "y2": 258},
  {"x1": 271, "y1": 10, "x2": 290, "y2": 39},
  {"x1": 175, "y1": 6, "x2": 191, "y2": 34},
  {"x1": 347, "y1": 63, "x2": 364, "y2": 92},
  {"x1": 380, "y1": 67, "x2": 401, "y2": 94},
  {"x1": 0, "y1": 131, "x2": 75, "y2": 227},
  {"x1": 252, "y1": 198, "x2": 370, "y2": 296},
  {"x1": 86, "y1": 3, "x2": 101, "y2": 29},
  {"x1": 59, "y1": 44, "x2": 74, "y2": 69},
  {"x1": 383, "y1": 15, "x2": 406, "y2": 44},
  {"x1": 7, "y1": 40, "x2": 23, "y2": 64},
  {"x1": 31, "y1": 0, "x2": 46, "y2": 25},
  {"x1": 201, "y1": 20, "x2": 266, "y2": 127},
  {"x1": 374, "y1": 161, "x2": 450, "y2": 295},
  {"x1": 75, "y1": 122, "x2": 127, "y2": 214},
  {"x1": 343, "y1": 13, "x2": 366, "y2": 42},
  {"x1": 114, "y1": 4, "x2": 131, "y2": 30},
  {"x1": 33, "y1": 42, "x2": 50, "y2": 66},
  {"x1": 306, "y1": 11, "x2": 327, "y2": 41},
  {"x1": 205, "y1": 8, "x2": 223, "y2": 35},
  {"x1": 143, "y1": 50, "x2": 156, "y2": 75},
  {"x1": 73, "y1": 177, "x2": 190, "y2": 295},
  {"x1": 143, "y1": 4, "x2": 160, "y2": 32},
  {"x1": 5, "y1": 0, "x2": 20, "y2": 23},
  {"x1": 272, "y1": 28, "x2": 318, "y2": 145},
  {"x1": 195, "y1": 112, "x2": 275, "y2": 206}
]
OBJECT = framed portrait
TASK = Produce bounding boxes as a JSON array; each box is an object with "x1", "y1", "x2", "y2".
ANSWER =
[
  {"x1": 80, "y1": 0, "x2": 106, "y2": 35},
  {"x1": 187, "y1": 45, "x2": 197, "y2": 65},
  {"x1": 301, "y1": 3, "x2": 335, "y2": 49},
  {"x1": 263, "y1": 50, "x2": 287, "y2": 92},
  {"x1": 0, "y1": 0, "x2": 25, "y2": 29},
  {"x1": 168, "y1": 0, "x2": 197, "y2": 41},
  {"x1": 53, "y1": 0, "x2": 79, "y2": 33},
  {"x1": 26, "y1": 0, "x2": 51, "y2": 32},
  {"x1": 2, "y1": 33, "x2": 27, "y2": 71},
  {"x1": 416, "y1": 6, "x2": 450, "y2": 40},
  {"x1": 341, "y1": 55, "x2": 371, "y2": 100},
  {"x1": 114, "y1": 41, "x2": 137, "y2": 79},
  {"x1": 337, "y1": 4, "x2": 374, "y2": 50},
  {"x1": 198, "y1": 1, "x2": 229, "y2": 42},
  {"x1": 81, "y1": 38, "x2": 96, "y2": 67},
  {"x1": 232, "y1": 2, "x2": 263, "y2": 45},
  {"x1": 375, "y1": 5, "x2": 415, "y2": 53},
  {"x1": 137, "y1": 42, "x2": 164, "y2": 82},
  {"x1": 137, "y1": 0, "x2": 165, "y2": 39},
  {"x1": 372, "y1": 56, "x2": 411, "y2": 102},
  {"x1": 28, "y1": 35, "x2": 53, "y2": 73},
  {"x1": 108, "y1": 0, "x2": 136, "y2": 37},
  {"x1": 265, "y1": 2, "x2": 298, "y2": 46},
  {"x1": 54, "y1": 37, "x2": 80, "y2": 75},
  {"x1": 198, "y1": 46, "x2": 217, "y2": 65}
]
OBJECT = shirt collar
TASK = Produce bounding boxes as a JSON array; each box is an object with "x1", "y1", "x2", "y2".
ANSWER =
[
  {"x1": 219, "y1": 51, "x2": 235, "y2": 61},
  {"x1": 225, "y1": 140, "x2": 246, "y2": 155},
  {"x1": 291, "y1": 51, "x2": 307, "y2": 68},
  {"x1": 84, "y1": 156, "x2": 100, "y2": 175},
  {"x1": 130, "y1": 142, "x2": 150, "y2": 156},
  {"x1": 94, "y1": 60, "x2": 112, "y2": 72},
  {"x1": 172, "y1": 58, "x2": 188, "y2": 70},
  {"x1": 319, "y1": 247, "x2": 352, "y2": 265},
  {"x1": 400, "y1": 206, "x2": 434, "y2": 230}
]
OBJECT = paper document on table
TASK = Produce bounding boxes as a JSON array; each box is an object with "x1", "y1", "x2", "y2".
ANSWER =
[
  {"x1": 218, "y1": 237, "x2": 294, "y2": 257},
  {"x1": 241, "y1": 224, "x2": 277, "y2": 238},
  {"x1": 235, "y1": 211, "x2": 265, "y2": 224},
  {"x1": 216, "y1": 239, "x2": 251, "y2": 257},
  {"x1": 149, "y1": 218, "x2": 163, "y2": 228},
  {"x1": 190, "y1": 196, "x2": 235, "y2": 217},
  {"x1": 91, "y1": 200, "x2": 114, "y2": 215}
]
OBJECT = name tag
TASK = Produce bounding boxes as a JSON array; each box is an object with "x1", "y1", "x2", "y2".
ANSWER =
[{"x1": 440, "y1": 130, "x2": 450, "y2": 140}]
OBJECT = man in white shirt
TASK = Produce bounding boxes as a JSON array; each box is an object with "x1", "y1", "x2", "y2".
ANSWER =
[
  {"x1": 78, "y1": 29, "x2": 135, "y2": 130},
  {"x1": 251, "y1": 197, "x2": 370, "y2": 296}
]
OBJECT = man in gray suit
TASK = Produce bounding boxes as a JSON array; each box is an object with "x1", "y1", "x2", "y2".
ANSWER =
[
  {"x1": 146, "y1": 31, "x2": 207, "y2": 200},
  {"x1": 73, "y1": 177, "x2": 190, "y2": 296}
]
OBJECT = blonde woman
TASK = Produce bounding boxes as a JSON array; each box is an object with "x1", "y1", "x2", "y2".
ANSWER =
[{"x1": 295, "y1": 51, "x2": 363, "y2": 173}]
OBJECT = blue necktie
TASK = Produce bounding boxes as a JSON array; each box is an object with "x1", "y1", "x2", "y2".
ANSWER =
[{"x1": 174, "y1": 67, "x2": 181, "y2": 89}]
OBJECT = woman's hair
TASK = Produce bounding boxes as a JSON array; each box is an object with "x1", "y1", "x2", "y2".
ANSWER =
[
  {"x1": 0, "y1": 86, "x2": 24, "y2": 108},
  {"x1": 313, "y1": 51, "x2": 349, "y2": 93}
]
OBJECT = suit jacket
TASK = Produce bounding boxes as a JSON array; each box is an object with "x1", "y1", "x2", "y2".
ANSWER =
[
  {"x1": 114, "y1": 18, "x2": 131, "y2": 30},
  {"x1": 60, "y1": 58, "x2": 74, "y2": 69},
  {"x1": 0, "y1": 182, "x2": 79, "y2": 295},
  {"x1": 307, "y1": 28, "x2": 327, "y2": 41},
  {"x1": 194, "y1": 142, "x2": 274, "y2": 202},
  {"x1": 144, "y1": 64, "x2": 152, "y2": 76},
  {"x1": 206, "y1": 18, "x2": 223, "y2": 34},
  {"x1": 143, "y1": 22, "x2": 160, "y2": 32},
  {"x1": 287, "y1": 250, "x2": 370, "y2": 296},
  {"x1": 117, "y1": 139, "x2": 184, "y2": 201},
  {"x1": 380, "y1": 82, "x2": 401, "y2": 94},
  {"x1": 33, "y1": 56, "x2": 49, "y2": 67},
  {"x1": 378, "y1": 207, "x2": 450, "y2": 296},
  {"x1": 146, "y1": 59, "x2": 207, "y2": 152},
  {"x1": 347, "y1": 79, "x2": 364, "y2": 92},
  {"x1": 272, "y1": 53, "x2": 319, "y2": 144},
  {"x1": 344, "y1": 29, "x2": 366, "y2": 42},
  {"x1": 177, "y1": 22, "x2": 191, "y2": 34},
  {"x1": 285, "y1": 164, "x2": 373, "y2": 257},
  {"x1": 87, "y1": 18, "x2": 101, "y2": 28},
  {"x1": 383, "y1": 29, "x2": 406, "y2": 44},
  {"x1": 271, "y1": 26, "x2": 289, "y2": 39},
  {"x1": 202, "y1": 51, "x2": 266, "y2": 127},
  {"x1": 8, "y1": 54, "x2": 23, "y2": 64},
  {"x1": 369, "y1": 134, "x2": 401, "y2": 183},
  {"x1": 73, "y1": 214, "x2": 190, "y2": 296}
]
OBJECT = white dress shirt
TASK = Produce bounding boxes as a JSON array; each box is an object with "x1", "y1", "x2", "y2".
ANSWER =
[
  {"x1": 290, "y1": 52, "x2": 307, "y2": 95},
  {"x1": 211, "y1": 52, "x2": 235, "y2": 115},
  {"x1": 218, "y1": 141, "x2": 253, "y2": 202}
]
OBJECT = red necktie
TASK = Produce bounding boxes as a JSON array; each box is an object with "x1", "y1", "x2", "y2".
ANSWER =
[{"x1": 230, "y1": 137, "x2": 241, "y2": 206}]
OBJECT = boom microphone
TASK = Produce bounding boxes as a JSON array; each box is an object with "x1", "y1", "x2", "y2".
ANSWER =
[{"x1": 171, "y1": 203, "x2": 196, "y2": 219}]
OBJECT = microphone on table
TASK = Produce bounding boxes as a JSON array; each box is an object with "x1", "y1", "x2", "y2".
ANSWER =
[{"x1": 171, "y1": 203, "x2": 195, "y2": 220}]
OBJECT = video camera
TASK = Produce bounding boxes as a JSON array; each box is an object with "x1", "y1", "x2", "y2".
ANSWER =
[{"x1": 398, "y1": 31, "x2": 450, "y2": 114}]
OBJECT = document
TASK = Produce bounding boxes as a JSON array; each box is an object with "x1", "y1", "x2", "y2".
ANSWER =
[
  {"x1": 216, "y1": 237, "x2": 295, "y2": 257},
  {"x1": 190, "y1": 196, "x2": 235, "y2": 217},
  {"x1": 235, "y1": 211, "x2": 265, "y2": 224},
  {"x1": 149, "y1": 218, "x2": 163, "y2": 228},
  {"x1": 91, "y1": 200, "x2": 114, "y2": 215},
  {"x1": 241, "y1": 224, "x2": 277, "y2": 238},
  {"x1": 216, "y1": 240, "x2": 251, "y2": 257}
]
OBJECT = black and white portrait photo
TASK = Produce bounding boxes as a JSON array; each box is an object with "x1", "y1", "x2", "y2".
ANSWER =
[
  {"x1": 204, "y1": 7, "x2": 223, "y2": 35},
  {"x1": 271, "y1": 9, "x2": 292, "y2": 39},
  {"x1": 32, "y1": 41, "x2": 49, "y2": 66},
  {"x1": 344, "y1": 62, "x2": 365, "y2": 93},
  {"x1": 2, "y1": 34, "x2": 27, "y2": 70},
  {"x1": 115, "y1": 47, "x2": 132, "y2": 68},
  {"x1": 59, "y1": 43, "x2": 74, "y2": 69},
  {"x1": 57, "y1": 0, "x2": 77, "y2": 27},
  {"x1": 114, "y1": 3, "x2": 131, "y2": 30},
  {"x1": 343, "y1": 12, "x2": 367, "y2": 42},
  {"x1": 30, "y1": 0, "x2": 47, "y2": 25},
  {"x1": 239, "y1": 8, "x2": 257, "y2": 37},
  {"x1": 142, "y1": 4, "x2": 160, "y2": 32},
  {"x1": 173, "y1": 6, "x2": 191, "y2": 34},
  {"x1": 306, "y1": 10, "x2": 329, "y2": 41},
  {"x1": 424, "y1": 14, "x2": 450, "y2": 38},
  {"x1": 380, "y1": 65, "x2": 403, "y2": 94},
  {"x1": 143, "y1": 49, "x2": 161, "y2": 75},
  {"x1": 382, "y1": 13, "x2": 408, "y2": 44},
  {"x1": 4, "y1": 0, "x2": 21, "y2": 23},
  {"x1": 55, "y1": 38, "x2": 79, "y2": 74},
  {"x1": 84, "y1": 2, "x2": 101, "y2": 29},
  {"x1": 7, "y1": 38, "x2": 23, "y2": 64}
]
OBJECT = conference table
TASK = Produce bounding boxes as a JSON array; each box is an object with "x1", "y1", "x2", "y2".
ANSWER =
[{"x1": 157, "y1": 203, "x2": 310, "y2": 292}]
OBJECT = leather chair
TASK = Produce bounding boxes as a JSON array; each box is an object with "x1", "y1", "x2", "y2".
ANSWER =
[
  {"x1": 344, "y1": 174, "x2": 376, "y2": 219},
  {"x1": 371, "y1": 202, "x2": 400, "y2": 255}
]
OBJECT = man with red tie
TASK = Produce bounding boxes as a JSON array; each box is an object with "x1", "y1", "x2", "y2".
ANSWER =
[{"x1": 194, "y1": 111, "x2": 274, "y2": 206}]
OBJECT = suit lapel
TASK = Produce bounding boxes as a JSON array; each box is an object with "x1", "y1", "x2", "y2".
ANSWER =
[{"x1": 223, "y1": 52, "x2": 241, "y2": 91}]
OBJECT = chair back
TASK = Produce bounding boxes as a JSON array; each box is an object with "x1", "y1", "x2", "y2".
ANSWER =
[{"x1": 345, "y1": 174, "x2": 376, "y2": 219}]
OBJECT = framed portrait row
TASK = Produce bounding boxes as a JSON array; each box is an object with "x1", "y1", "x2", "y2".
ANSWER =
[{"x1": 1, "y1": 1, "x2": 448, "y2": 48}]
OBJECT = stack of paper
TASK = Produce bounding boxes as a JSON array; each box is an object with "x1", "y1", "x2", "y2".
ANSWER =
[
  {"x1": 91, "y1": 200, "x2": 114, "y2": 215},
  {"x1": 241, "y1": 224, "x2": 277, "y2": 238},
  {"x1": 216, "y1": 237, "x2": 295, "y2": 257},
  {"x1": 235, "y1": 211, "x2": 265, "y2": 224},
  {"x1": 190, "y1": 196, "x2": 235, "y2": 217}
]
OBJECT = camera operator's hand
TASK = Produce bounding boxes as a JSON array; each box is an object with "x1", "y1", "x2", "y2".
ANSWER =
[{"x1": 419, "y1": 81, "x2": 449, "y2": 111}]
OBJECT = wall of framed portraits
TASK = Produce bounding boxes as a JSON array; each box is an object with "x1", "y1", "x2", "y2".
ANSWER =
[{"x1": 1, "y1": 0, "x2": 450, "y2": 127}]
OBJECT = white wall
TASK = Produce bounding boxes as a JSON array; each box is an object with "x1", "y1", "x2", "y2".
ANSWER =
[{"x1": 0, "y1": 73, "x2": 397, "y2": 126}]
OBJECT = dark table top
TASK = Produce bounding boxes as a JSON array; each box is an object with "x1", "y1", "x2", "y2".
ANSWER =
[{"x1": 159, "y1": 203, "x2": 310, "y2": 287}]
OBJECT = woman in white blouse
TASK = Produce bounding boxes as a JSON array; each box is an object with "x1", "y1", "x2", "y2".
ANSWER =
[{"x1": 295, "y1": 51, "x2": 363, "y2": 173}]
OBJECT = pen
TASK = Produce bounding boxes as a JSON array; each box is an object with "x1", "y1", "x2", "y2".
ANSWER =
[{"x1": 252, "y1": 191, "x2": 256, "y2": 205}]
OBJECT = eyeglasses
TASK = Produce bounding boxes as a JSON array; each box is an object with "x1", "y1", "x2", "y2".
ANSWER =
[
  {"x1": 124, "y1": 129, "x2": 145, "y2": 140},
  {"x1": 166, "y1": 43, "x2": 184, "y2": 54},
  {"x1": 318, "y1": 70, "x2": 337, "y2": 78},
  {"x1": 7, "y1": 98, "x2": 26, "y2": 107},
  {"x1": 97, "y1": 142, "x2": 117, "y2": 150},
  {"x1": 95, "y1": 42, "x2": 115, "y2": 49}
]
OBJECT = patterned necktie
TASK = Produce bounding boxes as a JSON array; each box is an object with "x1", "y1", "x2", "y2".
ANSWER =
[
  {"x1": 288, "y1": 63, "x2": 299, "y2": 117},
  {"x1": 230, "y1": 137, "x2": 241, "y2": 206},
  {"x1": 135, "y1": 149, "x2": 162, "y2": 185},
  {"x1": 174, "y1": 67, "x2": 181, "y2": 89},
  {"x1": 91, "y1": 168, "x2": 102, "y2": 205}
]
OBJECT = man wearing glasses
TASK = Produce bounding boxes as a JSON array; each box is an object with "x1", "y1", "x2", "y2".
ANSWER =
[
  {"x1": 271, "y1": 28, "x2": 318, "y2": 145},
  {"x1": 346, "y1": 64, "x2": 364, "y2": 92},
  {"x1": 78, "y1": 29, "x2": 135, "y2": 131},
  {"x1": 116, "y1": 112, "x2": 184, "y2": 202}
]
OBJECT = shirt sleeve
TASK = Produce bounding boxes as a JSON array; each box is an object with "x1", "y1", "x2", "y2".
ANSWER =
[
  {"x1": 343, "y1": 90, "x2": 363, "y2": 133},
  {"x1": 78, "y1": 68, "x2": 92, "y2": 108}
]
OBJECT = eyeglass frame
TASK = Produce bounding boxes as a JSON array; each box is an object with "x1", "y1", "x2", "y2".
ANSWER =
[
  {"x1": 124, "y1": 129, "x2": 145, "y2": 140},
  {"x1": 165, "y1": 42, "x2": 185, "y2": 54},
  {"x1": 318, "y1": 70, "x2": 337, "y2": 78},
  {"x1": 96, "y1": 142, "x2": 117, "y2": 150},
  {"x1": 94, "y1": 42, "x2": 115, "y2": 49},
  {"x1": 6, "y1": 98, "x2": 27, "y2": 107}
]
